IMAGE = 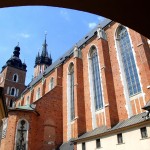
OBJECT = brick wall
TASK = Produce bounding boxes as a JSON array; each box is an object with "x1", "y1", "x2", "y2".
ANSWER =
[
  {"x1": 1, "y1": 86, "x2": 63, "y2": 150},
  {"x1": 2, "y1": 66, "x2": 26, "y2": 107}
]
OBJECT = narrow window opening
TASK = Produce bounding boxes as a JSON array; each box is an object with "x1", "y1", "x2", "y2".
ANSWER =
[
  {"x1": 26, "y1": 96, "x2": 30, "y2": 105},
  {"x1": 36, "y1": 88, "x2": 41, "y2": 100},
  {"x1": 13, "y1": 74, "x2": 18, "y2": 82},
  {"x1": 117, "y1": 133, "x2": 123, "y2": 144},
  {"x1": 10, "y1": 99, "x2": 13, "y2": 107},
  {"x1": 82, "y1": 142, "x2": 85, "y2": 150},
  {"x1": 49, "y1": 77, "x2": 54, "y2": 90},
  {"x1": 89, "y1": 46, "x2": 103, "y2": 110},
  {"x1": 96, "y1": 139, "x2": 101, "y2": 148},
  {"x1": 11, "y1": 87, "x2": 16, "y2": 96},
  {"x1": 140, "y1": 127, "x2": 148, "y2": 139},
  {"x1": 69, "y1": 63, "x2": 75, "y2": 121}
]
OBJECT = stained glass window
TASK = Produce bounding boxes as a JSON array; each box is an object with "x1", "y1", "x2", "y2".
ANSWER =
[
  {"x1": 90, "y1": 47, "x2": 103, "y2": 110},
  {"x1": 117, "y1": 26, "x2": 141, "y2": 96}
]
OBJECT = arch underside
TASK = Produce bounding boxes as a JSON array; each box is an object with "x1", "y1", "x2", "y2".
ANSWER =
[{"x1": 0, "y1": 0, "x2": 149, "y2": 38}]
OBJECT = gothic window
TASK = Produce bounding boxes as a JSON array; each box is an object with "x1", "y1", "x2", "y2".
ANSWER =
[
  {"x1": 36, "y1": 87, "x2": 41, "y2": 100},
  {"x1": 6, "y1": 98, "x2": 8, "y2": 105},
  {"x1": 116, "y1": 26, "x2": 141, "y2": 96},
  {"x1": 15, "y1": 119, "x2": 29, "y2": 150},
  {"x1": 13, "y1": 74, "x2": 18, "y2": 82},
  {"x1": 49, "y1": 77, "x2": 54, "y2": 90},
  {"x1": 18, "y1": 102, "x2": 21, "y2": 107},
  {"x1": 89, "y1": 46, "x2": 103, "y2": 110},
  {"x1": 10, "y1": 87, "x2": 16, "y2": 96},
  {"x1": 16, "y1": 89, "x2": 19, "y2": 97},
  {"x1": 26, "y1": 96, "x2": 30, "y2": 105},
  {"x1": 7, "y1": 87, "x2": 10, "y2": 94},
  {"x1": 68, "y1": 63, "x2": 75, "y2": 121}
]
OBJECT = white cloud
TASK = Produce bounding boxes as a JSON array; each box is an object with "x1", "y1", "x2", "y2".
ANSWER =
[
  {"x1": 88, "y1": 22, "x2": 97, "y2": 29},
  {"x1": 60, "y1": 9, "x2": 70, "y2": 21},
  {"x1": 19, "y1": 33, "x2": 30, "y2": 38}
]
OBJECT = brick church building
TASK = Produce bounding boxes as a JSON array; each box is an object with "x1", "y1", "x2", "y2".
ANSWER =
[{"x1": 0, "y1": 18, "x2": 150, "y2": 150}]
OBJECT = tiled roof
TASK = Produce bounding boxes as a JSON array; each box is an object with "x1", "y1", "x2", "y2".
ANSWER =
[
  {"x1": 111, "y1": 112, "x2": 146, "y2": 130},
  {"x1": 76, "y1": 112, "x2": 149, "y2": 141},
  {"x1": 21, "y1": 18, "x2": 112, "y2": 95},
  {"x1": 59, "y1": 140, "x2": 74, "y2": 150},
  {"x1": 77, "y1": 126, "x2": 107, "y2": 140},
  {"x1": 9, "y1": 105, "x2": 34, "y2": 111}
]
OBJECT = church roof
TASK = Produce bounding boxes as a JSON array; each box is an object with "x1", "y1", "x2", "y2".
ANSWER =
[
  {"x1": 8, "y1": 105, "x2": 34, "y2": 112},
  {"x1": 16, "y1": 105, "x2": 34, "y2": 110},
  {"x1": 74, "y1": 112, "x2": 150, "y2": 142},
  {"x1": 22, "y1": 18, "x2": 112, "y2": 94}
]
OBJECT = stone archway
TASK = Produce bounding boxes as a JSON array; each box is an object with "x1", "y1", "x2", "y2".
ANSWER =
[{"x1": 0, "y1": 0, "x2": 149, "y2": 38}]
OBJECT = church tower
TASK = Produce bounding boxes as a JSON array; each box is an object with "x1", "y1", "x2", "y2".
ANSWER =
[
  {"x1": 0, "y1": 44, "x2": 27, "y2": 107},
  {"x1": 34, "y1": 35, "x2": 52, "y2": 78}
]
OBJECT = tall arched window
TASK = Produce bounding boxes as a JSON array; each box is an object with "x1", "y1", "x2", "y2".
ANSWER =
[
  {"x1": 26, "y1": 96, "x2": 30, "y2": 105},
  {"x1": 89, "y1": 46, "x2": 103, "y2": 110},
  {"x1": 15, "y1": 119, "x2": 29, "y2": 150},
  {"x1": 10, "y1": 87, "x2": 16, "y2": 96},
  {"x1": 13, "y1": 74, "x2": 18, "y2": 82},
  {"x1": 116, "y1": 26, "x2": 141, "y2": 96},
  {"x1": 18, "y1": 102, "x2": 21, "y2": 107},
  {"x1": 7, "y1": 87, "x2": 10, "y2": 94},
  {"x1": 49, "y1": 77, "x2": 54, "y2": 90},
  {"x1": 36, "y1": 87, "x2": 41, "y2": 100},
  {"x1": 68, "y1": 63, "x2": 75, "y2": 121}
]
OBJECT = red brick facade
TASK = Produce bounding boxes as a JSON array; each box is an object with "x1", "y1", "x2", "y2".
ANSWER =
[
  {"x1": 1, "y1": 21, "x2": 150, "y2": 149},
  {"x1": 1, "y1": 66, "x2": 26, "y2": 107}
]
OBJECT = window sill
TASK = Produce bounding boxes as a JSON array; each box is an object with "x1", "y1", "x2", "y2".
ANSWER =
[
  {"x1": 130, "y1": 92, "x2": 143, "y2": 101},
  {"x1": 95, "y1": 108, "x2": 105, "y2": 114},
  {"x1": 71, "y1": 116, "x2": 78, "y2": 123},
  {"x1": 116, "y1": 142, "x2": 125, "y2": 145},
  {"x1": 140, "y1": 137, "x2": 150, "y2": 140}
]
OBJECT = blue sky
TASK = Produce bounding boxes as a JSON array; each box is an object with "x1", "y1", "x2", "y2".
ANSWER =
[{"x1": 0, "y1": 6, "x2": 105, "y2": 85}]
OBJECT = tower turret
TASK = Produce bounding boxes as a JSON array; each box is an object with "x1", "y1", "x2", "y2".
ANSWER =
[
  {"x1": 0, "y1": 44, "x2": 27, "y2": 108},
  {"x1": 34, "y1": 35, "x2": 52, "y2": 78},
  {"x1": 2, "y1": 44, "x2": 27, "y2": 71}
]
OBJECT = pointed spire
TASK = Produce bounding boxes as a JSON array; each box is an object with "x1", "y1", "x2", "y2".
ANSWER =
[
  {"x1": 34, "y1": 33, "x2": 52, "y2": 68},
  {"x1": 45, "y1": 31, "x2": 47, "y2": 42},
  {"x1": 41, "y1": 32, "x2": 48, "y2": 57},
  {"x1": 38, "y1": 51, "x2": 40, "y2": 57}
]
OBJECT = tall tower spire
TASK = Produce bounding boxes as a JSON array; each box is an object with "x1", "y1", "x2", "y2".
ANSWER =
[
  {"x1": 34, "y1": 33, "x2": 52, "y2": 78},
  {"x1": 41, "y1": 32, "x2": 48, "y2": 57}
]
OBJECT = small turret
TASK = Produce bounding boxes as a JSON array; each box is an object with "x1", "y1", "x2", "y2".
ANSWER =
[
  {"x1": 34, "y1": 34, "x2": 52, "y2": 78},
  {"x1": 2, "y1": 44, "x2": 27, "y2": 71}
]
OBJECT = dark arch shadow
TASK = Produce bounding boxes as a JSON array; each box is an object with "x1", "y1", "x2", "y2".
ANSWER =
[{"x1": 0, "y1": 0, "x2": 149, "y2": 38}]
